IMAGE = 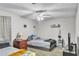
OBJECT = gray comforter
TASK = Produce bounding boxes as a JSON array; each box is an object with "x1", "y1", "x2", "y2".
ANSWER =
[{"x1": 27, "y1": 39, "x2": 56, "y2": 49}]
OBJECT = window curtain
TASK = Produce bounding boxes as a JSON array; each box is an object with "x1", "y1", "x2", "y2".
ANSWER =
[{"x1": 0, "y1": 16, "x2": 11, "y2": 43}]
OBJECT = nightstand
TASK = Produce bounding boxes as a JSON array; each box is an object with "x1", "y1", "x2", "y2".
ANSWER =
[{"x1": 13, "y1": 39, "x2": 28, "y2": 49}]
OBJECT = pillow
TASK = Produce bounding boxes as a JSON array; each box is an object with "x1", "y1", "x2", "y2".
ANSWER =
[
  {"x1": 32, "y1": 36, "x2": 37, "y2": 40},
  {"x1": 27, "y1": 35, "x2": 36, "y2": 41},
  {"x1": 31, "y1": 36, "x2": 41, "y2": 40},
  {"x1": 27, "y1": 36, "x2": 32, "y2": 41}
]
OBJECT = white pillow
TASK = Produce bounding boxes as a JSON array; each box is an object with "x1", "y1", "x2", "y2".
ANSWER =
[{"x1": 33, "y1": 36, "x2": 37, "y2": 40}]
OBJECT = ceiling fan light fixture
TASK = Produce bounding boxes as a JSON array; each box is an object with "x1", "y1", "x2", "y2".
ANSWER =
[
  {"x1": 40, "y1": 17, "x2": 44, "y2": 21},
  {"x1": 37, "y1": 16, "x2": 44, "y2": 21}
]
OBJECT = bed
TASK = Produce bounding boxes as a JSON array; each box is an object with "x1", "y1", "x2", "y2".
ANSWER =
[
  {"x1": 27, "y1": 37, "x2": 56, "y2": 51},
  {"x1": 0, "y1": 47, "x2": 35, "y2": 56},
  {"x1": 0, "y1": 37, "x2": 35, "y2": 56}
]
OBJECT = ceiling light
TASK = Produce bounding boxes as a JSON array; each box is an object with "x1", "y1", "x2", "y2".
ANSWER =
[
  {"x1": 37, "y1": 16, "x2": 44, "y2": 21},
  {"x1": 37, "y1": 16, "x2": 41, "y2": 21},
  {"x1": 40, "y1": 17, "x2": 44, "y2": 21}
]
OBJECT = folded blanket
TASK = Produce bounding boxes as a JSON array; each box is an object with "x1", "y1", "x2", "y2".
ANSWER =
[{"x1": 8, "y1": 49, "x2": 26, "y2": 56}]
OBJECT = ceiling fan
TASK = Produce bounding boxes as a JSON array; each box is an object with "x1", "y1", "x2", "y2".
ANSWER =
[
  {"x1": 20, "y1": 3, "x2": 54, "y2": 21},
  {"x1": 21, "y1": 9, "x2": 52, "y2": 21},
  {"x1": 35, "y1": 10, "x2": 52, "y2": 21}
]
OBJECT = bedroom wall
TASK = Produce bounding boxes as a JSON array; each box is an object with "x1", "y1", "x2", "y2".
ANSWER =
[
  {"x1": 76, "y1": 4, "x2": 79, "y2": 41},
  {"x1": 0, "y1": 10, "x2": 37, "y2": 46},
  {"x1": 76, "y1": 4, "x2": 79, "y2": 55},
  {"x1": 36, "y1": 17, "x2": 76, "y2": 46},
  {"x1": 0, "y1": 9, "x2": 76, "y2": 47}
]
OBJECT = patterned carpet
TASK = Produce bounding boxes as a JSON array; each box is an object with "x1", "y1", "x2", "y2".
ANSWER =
[{"x1": 27, "y1": 47, "x2": 63, "y2": 56}]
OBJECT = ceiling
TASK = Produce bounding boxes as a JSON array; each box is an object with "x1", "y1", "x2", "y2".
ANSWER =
[{"x1": 0, "y1": 3, "x2": 78, "y2": 21}]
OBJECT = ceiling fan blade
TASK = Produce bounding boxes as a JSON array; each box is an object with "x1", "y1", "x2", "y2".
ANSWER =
[
  {"x1": 43, "y1": 15, "x2": 52, "y2": 17},
  {"x1": 21, "y1": 12, "x2": 39, "y2": 19},
  {"x1": 21, "y1": 13, "x2": 34, "y2": 18},
  {"x1": 42, "y1": 12, "x2": 52, "y2": 17}
]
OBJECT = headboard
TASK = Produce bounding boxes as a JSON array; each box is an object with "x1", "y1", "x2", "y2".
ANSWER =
[{"x1": 0, "y1": 42, "x2": 10, "y2": 49}]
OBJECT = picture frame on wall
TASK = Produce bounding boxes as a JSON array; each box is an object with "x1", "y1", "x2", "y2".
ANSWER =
[
  {"x1": 50, "y1": 24, "x2": 61, "y2": 28},
  {"x1": 33, "y1": 25, "x2": 36, "y2": 28},
  {"x1": 24, "y1": 24, "x2": 27, "y2": 28}
]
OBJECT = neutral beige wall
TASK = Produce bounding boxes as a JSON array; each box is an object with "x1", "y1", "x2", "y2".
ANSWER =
[
  {"x1": 0, "y1": 10, "x2": 37, "y2": 46},
  {"x1": 0, "y1": 8, "x2": 76, "y2": 48},
  {"x1": 76, "y1": 4, "x2": 79, "y2": 55},
  {"x1": 37, "y1": 17, "x2": 76, "y2": 46}
]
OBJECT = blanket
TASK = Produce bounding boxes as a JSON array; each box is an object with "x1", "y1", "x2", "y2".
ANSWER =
[{"x1": 8, "y1": 49, "x2": 26, "y2": 56}]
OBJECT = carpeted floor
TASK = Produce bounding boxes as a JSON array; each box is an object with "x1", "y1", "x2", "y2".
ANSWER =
[{"x1": 27, "y1": 47, "x2": 63, "y2": 56}]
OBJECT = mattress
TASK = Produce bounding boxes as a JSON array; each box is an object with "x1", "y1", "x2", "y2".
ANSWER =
[{"x1": 27, "y1": 39, "x2": 50, "y2": 48}]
